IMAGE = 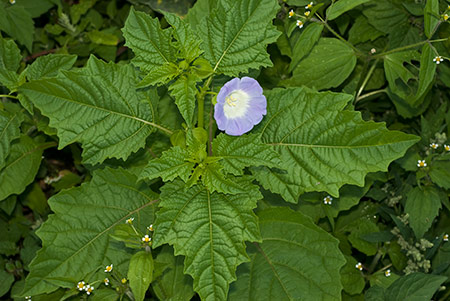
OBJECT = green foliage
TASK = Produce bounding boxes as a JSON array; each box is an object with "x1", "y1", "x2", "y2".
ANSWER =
[
  {"x1": 19, "y1": 56, "x2": 161, "y2": 165},
  {"x1": 153, "y1": 180, "x2": 261, "y2": 300},
  {"x1": 198, "y1": 0, "x2": 280, "y2": 75},
  {"x1": 1, "y1": 0, "x2": 450, "y2": 300},
  {"x1": 229, "y1": 208, "x2": 346, "y2": 300},
  {"x1": 21, "y1": 168, "x2": 157, "y2": 296},
  {"x1": 253, "y1": 87, "x2": 419, "y2": 202},
  {"x1": 405, "y1": 186, "x2": 441, "y2": 239},
  {"x1": 128, "y1": 251, "x2": 154, "y2": 301},
  {"x1": 283, "y1": 38, "x2": 356, "y2": 90}
]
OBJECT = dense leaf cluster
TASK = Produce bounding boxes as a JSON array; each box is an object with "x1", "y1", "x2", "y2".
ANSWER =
[{"x1": 0, "y1": 0, "x2": 450, "y2": 300}]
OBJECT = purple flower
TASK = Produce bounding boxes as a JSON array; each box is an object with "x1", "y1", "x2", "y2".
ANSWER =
[{"x1": 214, "y1": 77, "x2": 267, "y2": 136}]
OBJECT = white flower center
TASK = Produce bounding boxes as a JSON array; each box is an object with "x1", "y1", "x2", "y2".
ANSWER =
[{"x1": 223, "y1": 90, "x2": 250, "y2": 119}]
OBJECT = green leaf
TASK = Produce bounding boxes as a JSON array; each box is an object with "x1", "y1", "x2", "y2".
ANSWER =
[
  {"x1": 153, "y1": 180, "x2": 261, "y2": 300},
  {"x1": 169, "y1": 74, "x2": 199, "y2": 125},
  {"x1": 200, "y1": 164, "x2": 253, "y2": 194},
  {"x1": 384, "y1": 272, "x2": 447, "y2": 301},
  {"x1": 164, "y1": 13, "x2": 203, "y2": 62},
  {"x1": 152, "y1": 246, "x2": 195, "y2": 301},
  {"x1": 430, "y1": 160, "x2": 450, "y2": 189},
  {"x1": 26, "y1": 54, "x2": 77, "y2": 81},
  {"x1": 0, "y1": 37, "x2": 21, "y2": 89},
  {"x1": 128, "y1": 251, "x2": 154, "y2": 301},
  {"x1": 348, "y1": 219, "x2": 379, "y2": 255},
  {"x1": 21, "y1": 168, "x2": 158, "y2": 296},
  {"x1": 283, "y1": 38, "x2": 357, "y2": 90},
  {"x1": 288, "y1": 23, "x2": 324, "y2": 73},
  {"x1": 253, "y1": 87, "x2": 419, "y2": 202},
  {"x1": 87, "y1": 30, "x2": 119, "y2": 46},
  {"x1": 0, "y1": 109, "x2": 23, "y2": 169},
  {"x1": 122, "y1": 7, "x2": 175, "y2": 74},
  {"x1": 212, "y1": 133, "x2": 280, "y2": 175},
  {"x1": 424, "y1": 0, "x2": 439, "y2": 38},
  {"x1": 228, "y1": 207, "x2": 346, "y2": 300},
  {"x1": 139, "y1": 146, "x2": 194, "y2": 182},
  {"x1": 363, "y1": 0, "x2": 408, "y2": 35},
  {"x1": 198, "y1": 0, "x2": 280, "y2": 75},
  {"x1": 0, "y1": 135, "x2": 45, "y2": 201},
  {"x1": 19, "y1": 56, "x2": 163, "y2": 165},
  {"x1": 410, "y1": 43, "x2": 436, "y2": 106},
  {"x1": 405, "y1": 186, "x2": 441, "y2": 239},
  {"x1": 137, "y1": 63, "x2": 180, "y2": 88},
  {"x1": 384, "y1": 50, "x2": 420, "y2": 100},
  {"x1": 326, "y1": 0, "x2": 371, "y2": 20},
  {"x1": 0, "y1": 269, "x2": 14, "y2": 297},
  {"x1": 348, "y1": 16, "x2": 384, "y2": 45},
  {"x1": 15, "y1": 0, "x2": 55, "y2": 18},
  {"x1": 340, "y1": 256, "x2": 365, "y2": 295},
  {"x1": 0, "y1": 4, "x2": 34, "y2": 51}
]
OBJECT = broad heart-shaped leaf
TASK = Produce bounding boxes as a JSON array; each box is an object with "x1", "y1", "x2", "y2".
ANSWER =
[
  {"x1": 326, "y1": 0, "x2": 370, "y2": 20},
  {"x1": 405, "y1": 186, "x2": 441, "y2": 239},
  {"x1": 228, "y1": 207, "x2": 346, "y2": 300},
  {"x1": 0, "y1": 37, "x2": 21, "y2": 90},
  {"x1": 283, "y1": 38, "x2": 357, "y2": 90},
  {"x1": 384, "y1": 272, "x2": 447, "y2": 300},
  {"x1": 0, "y1": 135, "x2": 47, "y2": 201},
  {"x1": 253, "y1": 87, "x2": 419, "y2": 203},
  {"x1": 21, "y1": 168, "x2": 158, "y2": 297},
  {"x1": 122, "y1": 7, "x2": 176, "y2": 74},
  {"x1": 198, "y1": 0, "x2": 280, "y2": 75},
  {"x1": 0, "y1": 109, "x2": 23, "y2": 169},
  {"x1": 18, "y1": 56, "x2": 168, "y2": 165},
  {"x1": 212, "y1": 133, "x2": 281, "y2": 176},
  {"x1": 139, "y1": 146, "x2": 195, "y2": 183},
  {"x1": 153, "y1": 180, "x2": 261, "y2": 300}
]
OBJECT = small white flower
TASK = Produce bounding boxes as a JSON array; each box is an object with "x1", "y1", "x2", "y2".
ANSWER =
[
  {"x1": 147, "y1": 224, "x2": 154, "y2": 231},
  {"x1": 25, "y1": 297, "x2": 31, "y2": 300},
  {"x1": 323, "y1": 195, "x2": 333, "y2": 205},
  {"x1": 125, "y1": 217, "x2": 134, "y2": 224},
  {"x1": 444, "y1": 234, "x2": 449, "y2": 242},
  {"x1": 444, "y1": 144, "x2": 450, "y2": 151},
  {"x1": 385, "y1": 269, "x2": 391, "y2": 277},
  {"x1": 305, "y1": 2, "x2": 313, "y2": 9},
  {"x1": 430, "y1": 143, "x2": 439, "y2": 149},
  {"x1": 444, "y1": 14, "x2": 449, "y2": 21},
  {"x1": 142, "y1": 234, "x2": 151, "y2": 243},
  {"x1": 104, "y1": 278, "x2": 110, "y2": 286},
  {"x1": 9, "y1": 0, "x2": 16, "y2": 4},
  {"x1": 355, "y1": 262, "x2": 363, "y2": 271},
  {"x1": 417, "y1": 160, "x2": 427, "y2": 168},
  {"x1": 370, "y1": 48, "x2": 376, "y2": 54},
  {"x1": 288, "y1": 9, "x2": 294, "y2": 18},
  {"x1": 433, "y1": 56, "x2": 443, "y2": 64},
  {"x1": 77, "y1": 281, "x2": 86, "y2": 291},
  {"x1": 296, "y1": 20, "x2": 304, "y2": 28},
  {"x1": 85, "y1": 285, "x2": 94, "y2": 295},
  {"x1": 304, "y1": 11, "x2": 310, "y2": 17},
  {"x1": 104, "y1": 264, "x2": 113, "y2": 273}
]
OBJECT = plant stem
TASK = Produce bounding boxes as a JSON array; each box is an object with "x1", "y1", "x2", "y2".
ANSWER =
[
  {"x1": 373, "y1": 38, "x2": 449, "y2": 58},
  {"x1": 314, "y1": 13, "x2": 363, "y2": 55},
  {"x1": 368, "y1": 250, "x2": 382, "y2": 274},
  {"x1": 355, "y1": 89, "x2": 387, "y2": 103},
  {"x1": 355, "y1": 58, "x2": 380, "y2": 101},
  {"x1": 0, "y1": 94, "x2": 18, "y2": 100},
  {"x1": 198, "y1": 76, "x2": 214, "y2": 129}
]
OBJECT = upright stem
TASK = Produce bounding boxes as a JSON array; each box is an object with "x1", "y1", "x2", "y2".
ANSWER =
[
  {"x1": 198, "y1": 76, "x2": 214, "y2": 129},
  {"x1": 0, "y1": 94, "x2": 18, "y2": 100},
  {"x1": 355, "y1": 58, "x2": 380, "y2": 101},
  {"x1": 373, "y1": 38, "x2": 449, "y2": 58}
]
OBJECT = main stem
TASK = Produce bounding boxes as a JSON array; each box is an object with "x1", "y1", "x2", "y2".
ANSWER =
[{"x1": 198, "y1": 76, "x2": 213, "y2": 129}]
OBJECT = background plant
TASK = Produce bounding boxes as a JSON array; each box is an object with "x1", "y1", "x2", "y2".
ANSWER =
[{"x1": 0, "y1": 0, "x2": 450, "y2": 300}]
